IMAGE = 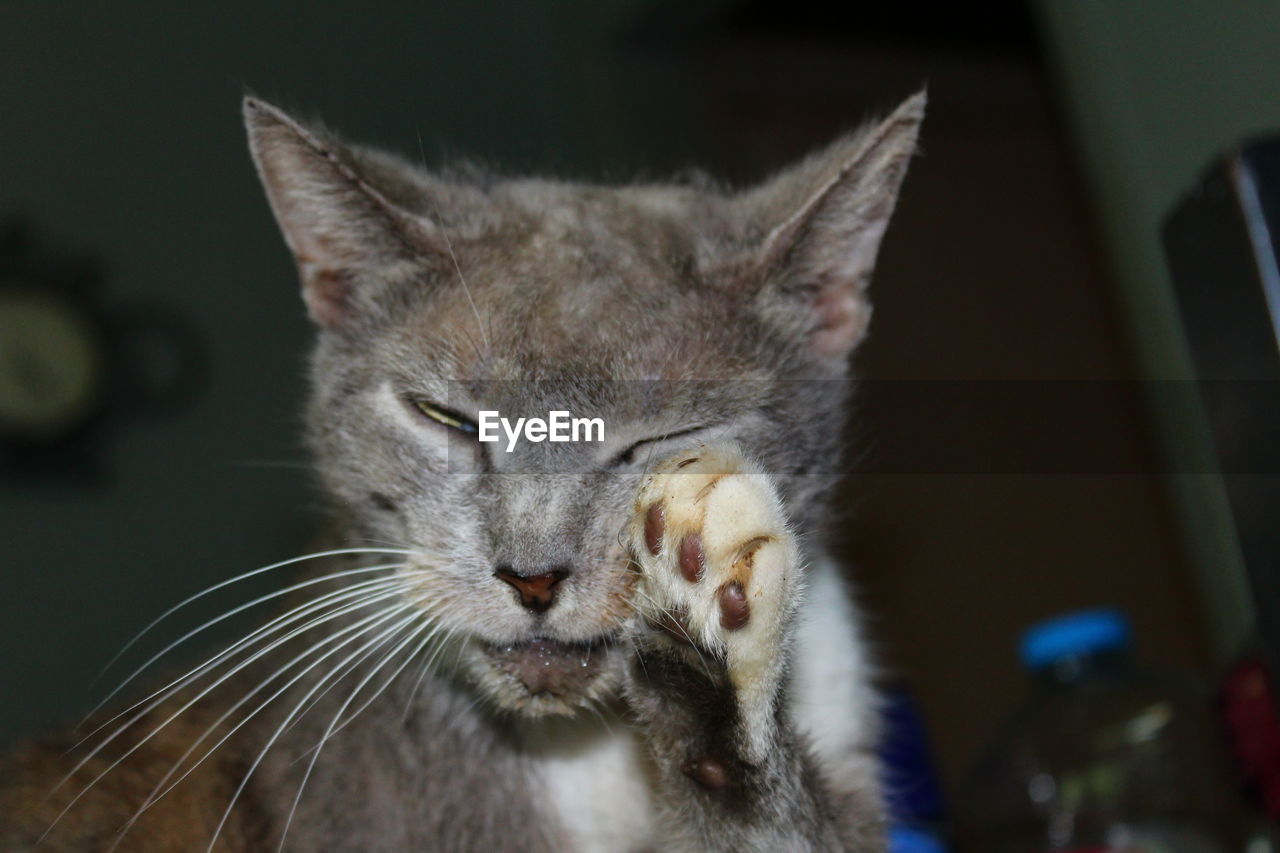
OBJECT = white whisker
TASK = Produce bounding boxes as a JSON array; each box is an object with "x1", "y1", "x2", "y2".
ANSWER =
[
  {"x1": 85, "y1": 563, "x2": 413, "y2": 723},
  {"x1": 205, "y1": 606, "x2": 428, "y2": 853},
  {"x1": 401, "y1": 621, "x2": 464, "y2": 722},
  {"x1": 43, "y1": 584, "x2": 417, "y2": 839},
  {"x1": 318, "y1": 618, "x2": 449, "y2": 739},
  {"x1": 71, "y1": 571, "x2": 412, "y2": 753},
  {"x1": 625, "y1": 589, "x2": 717, "y2": 681},
  {"x1": 93, "y1": 548, "x2": 414, "y2": 689},
  {"x1": 278, "y1": 614, "x2": 436, "y2": 850},
  {"x1": 330, "y1": 625, "x2": 439, "y2": 738},
  {"x1": 105, "y1": 602, "x2": 423, "y2": 850},
  {"x1": 278, "y1": 600, "x2": 446, "y2": 736}
]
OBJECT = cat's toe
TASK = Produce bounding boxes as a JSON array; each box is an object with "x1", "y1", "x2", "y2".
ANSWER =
[{"x1": 627, "y1": 443, "x2": 800, "y2": 682}]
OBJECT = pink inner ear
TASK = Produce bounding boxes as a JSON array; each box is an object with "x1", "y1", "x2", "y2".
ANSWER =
[
  {"x1": 811, "y1": 287, "x2": 871, "y2": 359},
  {"x1": 299, "y1": 262, "x2": 352, "y2": 328}
]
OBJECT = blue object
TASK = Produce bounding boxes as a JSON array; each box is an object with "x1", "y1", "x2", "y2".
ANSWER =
[
  {"x1": 879, "y1": 688, "x2": 945, "y2": 823},
  {"x1": 1020, "y1": 608, "x2": 1131, "y2": 671},
  {"x1": 889, "y1": 825, "x2": 949, "y2": 853}
]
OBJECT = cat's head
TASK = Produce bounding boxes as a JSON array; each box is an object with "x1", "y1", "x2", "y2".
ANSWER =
[{"x1": 244, "y1": 94, "x2": 922, "y2": 717}]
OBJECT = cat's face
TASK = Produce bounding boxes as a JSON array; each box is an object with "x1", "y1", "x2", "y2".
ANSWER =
[{"x1": 245, "y1": 95, "x2": 921, "y2": 716}]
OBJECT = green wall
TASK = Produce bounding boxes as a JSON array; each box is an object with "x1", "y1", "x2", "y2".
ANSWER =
[{"x1": 1034, "y1": 0, "x2": 1280, "y2": 658}]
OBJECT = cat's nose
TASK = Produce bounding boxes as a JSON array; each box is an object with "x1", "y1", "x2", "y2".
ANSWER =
[{"x1": 494, "y1": 567, "x2": 569, "y2": 613}]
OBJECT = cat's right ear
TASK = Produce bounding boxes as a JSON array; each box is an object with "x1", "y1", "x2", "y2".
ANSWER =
[
  {"x1": 737, "y1": 91, "x2": 924, "y2": 363},
  {"x1": 243, "y1": 97, "x2": 437, "y2": 328}
]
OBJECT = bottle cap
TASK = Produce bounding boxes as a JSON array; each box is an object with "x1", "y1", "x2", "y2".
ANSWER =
[{"x1": 1020, "y1": 608, "x2": 1131, "y2": 671}]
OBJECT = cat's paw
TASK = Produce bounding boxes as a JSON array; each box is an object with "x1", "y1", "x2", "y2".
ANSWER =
[{"x1": 626, "y1": 444, "x2": 801, "y2": 724}]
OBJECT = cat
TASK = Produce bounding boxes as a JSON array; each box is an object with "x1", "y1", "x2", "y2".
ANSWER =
[{"x1": 1, "y1": 90, "x2": 923, "y2": 852}]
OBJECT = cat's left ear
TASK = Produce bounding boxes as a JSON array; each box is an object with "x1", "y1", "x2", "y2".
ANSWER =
[{"x1": 742, "y1": 90, "x2": 924, "y2": 361}]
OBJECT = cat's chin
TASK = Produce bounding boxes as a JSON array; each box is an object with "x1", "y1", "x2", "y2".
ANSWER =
[{"x1": 466, "y1": 635, "x2": 623, "y2": 717}]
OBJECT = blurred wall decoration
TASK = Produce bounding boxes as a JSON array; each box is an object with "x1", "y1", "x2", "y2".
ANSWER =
[{"x1": 0, "y1": 221, "x2": 206, "y2": 481}]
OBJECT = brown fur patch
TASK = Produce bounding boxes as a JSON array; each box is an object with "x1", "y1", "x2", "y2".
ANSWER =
[
  {"x1": 1, "y1": 705, "x2": 272, "y2": 851},
  {"x1": 692, "y1": 475, "x2": 725, "y2": 504},
  {"x1": 730, "y1": 535, "x2": 772, "y2": 589},
  {"x1": 602, "y1": 552, "x2": 642, "y2": 629}
]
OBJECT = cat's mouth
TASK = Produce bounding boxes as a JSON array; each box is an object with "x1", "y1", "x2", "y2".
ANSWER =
[{"x1": 483, "y1": 636, "x2": 615, "y2": 701}]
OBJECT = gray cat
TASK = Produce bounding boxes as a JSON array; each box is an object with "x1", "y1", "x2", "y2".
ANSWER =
[{"x1": 1, "y1": 91, "x2": 922, "y2": 852}]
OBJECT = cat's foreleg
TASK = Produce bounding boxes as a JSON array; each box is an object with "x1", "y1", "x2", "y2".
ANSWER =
[{"x1": 622, "y1": 444, "x2": 884, "y2": 852}]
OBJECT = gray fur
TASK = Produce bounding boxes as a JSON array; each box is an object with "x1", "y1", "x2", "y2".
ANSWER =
[{"x1": 1, "y1": 93, "x2": 921, "y2": 852}]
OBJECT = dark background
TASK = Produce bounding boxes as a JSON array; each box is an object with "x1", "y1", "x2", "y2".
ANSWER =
[{"x1": 2, "y1": 0, "x2": 1274, "y2": 813}]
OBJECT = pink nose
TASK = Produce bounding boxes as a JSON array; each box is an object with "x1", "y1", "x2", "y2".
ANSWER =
[{"x1": 494, "y1": 568, "x2": 568, "y2": 613}]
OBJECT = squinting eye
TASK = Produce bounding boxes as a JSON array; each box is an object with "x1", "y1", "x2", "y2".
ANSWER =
[
  {"x1": 410, "y1": 398, "x2": 479, "y2": 436},
  {"x1": 612, "y1": 423, "x2": 713, "y2": 467}
]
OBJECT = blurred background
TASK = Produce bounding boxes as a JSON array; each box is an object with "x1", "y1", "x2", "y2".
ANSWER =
[{"x1": 3, "y1": 0, "x2": 1279, "y2": 847}]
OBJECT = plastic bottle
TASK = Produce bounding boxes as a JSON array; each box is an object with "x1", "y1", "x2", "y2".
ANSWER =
[{"x1": 962, "y1": 608, "x2": 1249, "y2": 853}]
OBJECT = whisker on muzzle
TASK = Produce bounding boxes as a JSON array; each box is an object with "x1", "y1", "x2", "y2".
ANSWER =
[
  {"x1": 43, "y1": 582, "x2": 421, "y2": 846},
  {"x1": 84, "y1": 561, "x2": 414, "y2": 726},
  {"x1": 91, "y1": 548, "x2": 416, "y2": 693},
  {"x1": 205, "y1": 605, "x2": 431, "y2": 853},
  {"x1": 107, "y1": 599, "x2": 433, "y2": 851}
]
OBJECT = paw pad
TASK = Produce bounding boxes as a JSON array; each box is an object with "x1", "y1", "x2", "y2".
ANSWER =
[
  {"x1": 717, "y1": 581, "x2": 749, "y2": 630},
  {"x1": 677, "y1": 532, "x2": 705, "y2": 583},
  {"x1": 682, "y1": 756, "x2": 730, "y2": 790},
  {"x1": 628, "y1": 443, "x2": 798, "y2": 681},
  {"x1": 644, "y1": 502, "x2": 665, "y2": 555}
]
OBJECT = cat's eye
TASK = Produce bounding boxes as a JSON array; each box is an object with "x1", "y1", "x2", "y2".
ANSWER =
[
  {"x1": 612, "y1": 424, "x2": 712, "y2": 466},
  {"x1": 408, "y1": 398, "x2": 479, "y2": 436}
]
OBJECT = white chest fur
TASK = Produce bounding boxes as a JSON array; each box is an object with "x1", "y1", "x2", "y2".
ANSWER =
[
  {"x1": 533, "y1": 714, "x2": 654, "y2": 853},
  {"x1": 792, "y1": 557, "x2": 877, "y2": 761}
]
